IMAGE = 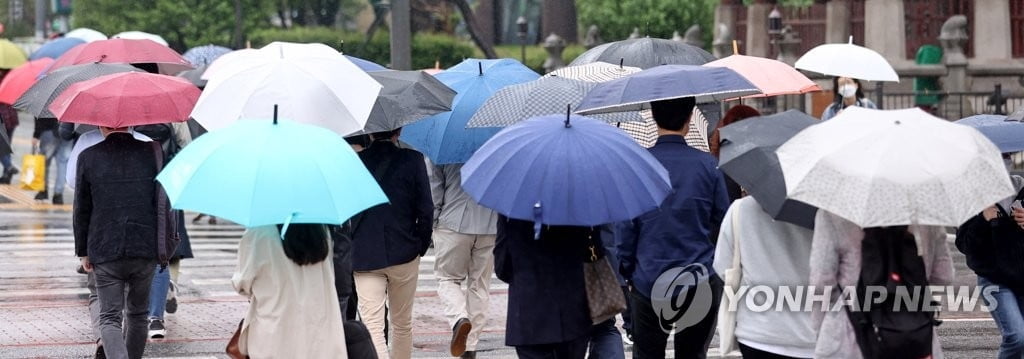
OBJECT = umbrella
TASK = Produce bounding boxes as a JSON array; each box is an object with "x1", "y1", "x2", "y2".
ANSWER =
[
  {"x1": 776, "y1": 107, "x2": 1014, "y2": 227},
  {"x1": 0, "y1": 39, "x2": 27, "y2": 69},
  {"x1": 191, "y1": 42, "x2": 381, "y2": 137},
  {"x1": 795, "y1": 36, "x2": 899, "y2": 82},
  {"x1": 15, "y1": 63, "x2": 143, "y2": 118},
  {"x1": 400, "y1": 58, "x2": 540, "y2": 164},
  {"x1": 422, "y1": 61, "x2": 443, "y2": 75},
  {"x1": 548, "y1": 61, "x2": 641, "y2": 82},
  {"x1": 955, "y1": 114, "x2": 1024, "y2": 153},
  {"x1": 704, "y1": 54, "x2": 821, "y2": 98},
  {"x1": 199, "y1": 48, "x2": 258, "y2": 80},
  {"x1": 461, "y1": 113, "x2": 672, "y2": 229},
  {"x1": 575, "y1": 65, "x2": 760, "y2": 115},
  {"x1": 718, "y1": 110, "x2": 818, "y2": 228},
  {"x1": 156, "y1": 118, "x2": 388, "y2": 227},
  {"x1": 48, "y1": 72, "x2": 201, "y2": 127},
  {"x1": 65, "y1": 28, "x2": 107, "y2": 43},
  {"x1": 348, "y1": 55, "x2": 387, "y2": 72},
  {"x1": 182, "y1": 44, "x2": 232, "y2": 67},
  {"x1": 0, "y1": 58, "x2": 54, "y2": 104},
  {"x1": 466, "y1": 76, "x2": 643, "y2": 128},
  {"x1": 569, "y1": 38, "x2": 715, "y2": 70},
  {"x1": 29, "y1": 37, "x2": 85, "y2": 60},
  {"x1": 362, "y1": 70, "x2": 455, "y2": 133},
  {"x1": 112, "y1": 31, "x2": 169, "y2": 46},
  {"x1": 47, "y1": 38, "x2": 193, "y2": 75},
  {"x1": 176, "y1": 65, "x2": 208, "y2": 88}
]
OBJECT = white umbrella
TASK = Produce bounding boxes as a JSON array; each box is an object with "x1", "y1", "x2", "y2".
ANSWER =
[
  {"x1": 776, "y1": 107, "x2": 1013, "y2": 227},
  {"x1": 201, "y1": 42, "x2": 342, "y2": 80},
  {"x1": 65, "y1": 28, "x2": 107, "y2": 43},
  {"x1": 112, "y1": 31, "x2": 168, "y2": 46},
  {"x1": 200, "y1": 48, "x2": 257, "y2": 80},
  {"x1": 794, "y1": 36, "x2": 899, "y2": 82}
]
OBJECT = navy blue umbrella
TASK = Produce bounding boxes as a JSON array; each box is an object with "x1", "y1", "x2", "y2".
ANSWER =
[
  {"x1": 575, "y1": 65, "x2": 760, "y2": 115},
  {"x1": 956, "y1": 113, "x2": 1024, "y2": 153},
  {"x1": 29, "y1": 37, "x2": 85, "y2": 60},
  {"x1": 461, "y1": 113, "x2": 671, "y2": 233}
]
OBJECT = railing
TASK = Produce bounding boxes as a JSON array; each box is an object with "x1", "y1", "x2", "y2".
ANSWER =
[{"x1": 862, "y1": 84, "x2": 1021, "y2": 120}]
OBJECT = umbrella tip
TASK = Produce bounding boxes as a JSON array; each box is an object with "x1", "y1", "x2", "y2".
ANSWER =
[
  {"x1": 619, "y1": 58, "x2": 624, "y2": 69},
  {"x1": 732, "y1": 40, "x2": 738, "y2": 55},
  {"x1": 894, "y1": 120, "x2": 901, "y2": 125},
  {"x1": 273, "y1": 104, "x2": 278, "y2": 125},
  {"x1": 478, "y1": 62, "x2": 483, "y2": 76},
  {"x1": 565, "y1": 104, "x2": 572, "y2": 128},
  {"x1": 848, "y1": 35, "x2": 853, "y2": 44}
]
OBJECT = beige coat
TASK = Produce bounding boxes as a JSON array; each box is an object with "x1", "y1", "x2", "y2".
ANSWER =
[{"x1": 232, "y1": 225, "x2": 348, "y2": 358}]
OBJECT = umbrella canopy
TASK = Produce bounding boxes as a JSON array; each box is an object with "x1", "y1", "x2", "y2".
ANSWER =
[
  {"x1": 348, "y1": 55, "x2": 387, "y2": 72},
  {"x1": 47, "y1": 38, "x2": 192, "y2": 75},
  {"x1": 199, "y1": 48, "x2": 258, "y2": 80},
  {"x1": 569, "y1": 38, "x2": 715, "y2": 69},
  {"x1": 0, "y1": 58, "x2": 54, "y2": 104},
  {"x1": 65, "y1": 28, "x2": 107, "y2": 42},
  {"x1": 112, "y1": 31, "x2": 169, "y2": 46},
  {"x1": 795, "y1": 37, "x2": 899, "y2": 82},
  {"x1": 48, "y1": 72, "x2": 200, "y2": 127},
  {"x1": 29, "y1": 37, "x2": 85, "y2": 60},
  {"x1": 182, "y1": 44, "x2": 232, "y2": 67},
  {"x1": 15, "y1": 63, "x2": 143, "y2": 118},
  {"x1": 176, "y1": 65, "x2": 208, "y2": 88},
  {"x1": 704, "y1": 55, "x2": 822, "y2": 98},
  {"x1": 156, "y1": 119, "x2": 388, "y2": 227},
  {"x1": 0, "y1": 39, "x2": 28, "y2": 69},
  {"x1": 719, "y1": 110, "x2": 818, "y2": 228},
  {"x1": 461, "y1": 114, "x2": 672, "y2": 227},
  {"x1": 955, "y1": 114, "x2": 1024, "y2": 153},
  {"x1": 362, "y1": 70, "x2": 455, "y2": 133},
  {"x1": 776, "y1": 107, "x2": 1013, "y2": 227},
  {"x1": 467, "y1": 76, "x2": 643, "y2": 128},
  {"x1": 549, "y1": 61, "x2": 642, "y2": 81},
  {"x1": 401, "y1": 58, "x2": 539, "y2": 164},
  {"x1": 191, "y1": 42, "x2": 381, "y2": 137},
  {"x1": 576, "y1": 65, "x2": 760, "y2": 115}
]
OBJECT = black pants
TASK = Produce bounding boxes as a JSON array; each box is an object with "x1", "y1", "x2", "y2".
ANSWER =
[
  {"x1": 515, "y1": 335, "x2": 589, "y2": 359},
  {"x1": 738, "y1": 342, "x2": 809, "y2": 359},
  {"x1": 630, "y1": 274, "x2": 723, "y2": 359}
]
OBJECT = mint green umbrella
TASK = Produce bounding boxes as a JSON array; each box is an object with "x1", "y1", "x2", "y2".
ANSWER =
[{"x1": 156, "y1": 117, "x2": 387, "y2": 227}]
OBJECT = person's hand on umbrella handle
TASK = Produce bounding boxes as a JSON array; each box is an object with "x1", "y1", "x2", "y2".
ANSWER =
[
  {"x1": 983, "y1": 206, "x2": 1000, "y2": 221},
  {"x1": 1012, "y1": 207, "x2": 1024, "y2": 229},
  {"x1": 80, "y1": 257, "x2": 93, "y2": 273}
]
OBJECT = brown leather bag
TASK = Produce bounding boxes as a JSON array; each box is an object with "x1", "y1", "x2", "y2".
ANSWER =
[{"x1": 226, "y1": 319, "x2": 247, "y2": 359}]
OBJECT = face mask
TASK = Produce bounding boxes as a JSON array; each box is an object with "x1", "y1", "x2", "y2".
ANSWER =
[{"x1": 838, "y1": 84, "x2": 858, "y2": 98}]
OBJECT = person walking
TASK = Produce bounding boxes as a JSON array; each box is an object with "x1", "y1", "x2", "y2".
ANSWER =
[
  {"x1": 352, "y1": 128, "x2": 433, "y2": 359},
  {"x1": 33, "y1": 117, "x2": 72, "y2": 204},
  {"x1": 820, "y1": 77, "x2": 877, "y2": 121},
  {"x1": 0, "y1": 101, "x2": 18, "y2": 184},
  {"x1": 429, "y1": 163, "x2": 498, "y2": 358},
  {"x1": 74, "y1": 126, "x2": 163, "y2": 359},
  {"x1": 708, "y1": 105, "x2": 761, "y2": 203},
  {"x1": 232, "y1": 224, "x2": 348, "y2": 358},
  {"x1": 615, "y1": 97, "x2": 729, "y2": 359}
]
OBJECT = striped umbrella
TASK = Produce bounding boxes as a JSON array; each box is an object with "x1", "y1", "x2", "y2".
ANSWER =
[
  {"x1": 14, "y1": 63, "x2": 142, "y2": 118},
  {"x1": 466, "y1": 76, "x2": 643, "y2": 128}
]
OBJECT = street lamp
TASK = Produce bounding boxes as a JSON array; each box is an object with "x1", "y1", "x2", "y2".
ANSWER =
[{"x1": 516, "y1": 16, "x2": 528, "y2": 63}]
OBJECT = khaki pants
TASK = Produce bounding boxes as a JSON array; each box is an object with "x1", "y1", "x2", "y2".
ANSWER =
[
  {"x1": 354, "y1": 258, "x2": 420, "y2": 359},
  {"x1": 433, "y1": 228, "x2": 496, "y2": 351}
]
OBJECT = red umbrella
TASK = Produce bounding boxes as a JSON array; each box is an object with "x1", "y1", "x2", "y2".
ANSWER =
[
  {"x1": 0, "y1": 58, "x2": 54, "y2": 104},
  {"x1": 47, "y1": 38, "x2": 192, "y2": 75},
  {"x1": 48, "y1": 72, "x2": 200, "y2": 127}
]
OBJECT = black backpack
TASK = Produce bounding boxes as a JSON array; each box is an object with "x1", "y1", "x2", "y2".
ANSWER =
[{"x1": 847, "y1": 226, "x2": 939, "y2": 359}]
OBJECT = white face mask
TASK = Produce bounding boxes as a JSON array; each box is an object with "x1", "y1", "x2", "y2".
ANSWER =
[{"x1": 838, "y1": 84, "x2": 858, "y2": 98}]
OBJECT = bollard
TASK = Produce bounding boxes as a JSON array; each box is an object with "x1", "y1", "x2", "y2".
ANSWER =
[{"x1": 542, "y1": 33, "x2": 566, "y2": 74}]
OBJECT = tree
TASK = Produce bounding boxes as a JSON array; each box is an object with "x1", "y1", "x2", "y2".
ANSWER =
[{"x1": 577, "y1": 0, "x2": 716, "y2": 44}]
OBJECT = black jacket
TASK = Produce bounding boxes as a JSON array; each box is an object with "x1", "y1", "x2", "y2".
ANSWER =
[
  {"x1": 73, "y1": 133, "x2": 160, "y2": 264},
  {"x1": 956, "y1": 204, "x2": 1024, "y2": 293},
  {"x1": 351, "y1": 140, "x2": 433, "y2": 271},
  {"x1": 495, "y1": 216, "x2": 593, "y2": 347}
]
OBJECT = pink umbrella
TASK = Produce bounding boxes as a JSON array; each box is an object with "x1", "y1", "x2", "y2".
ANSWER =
[
  {"x1": 48, "y1": 72, "x2": 200, "y2": 127},
  {"x1": 704, "y1": 44, "x2": 821, "y2": 98},
  {"x1": 0, "y1": 58, "x2": 54, "y2": 104},
  {"x1": 47, "y1": 38, "x2": 192, "y2": 75}
]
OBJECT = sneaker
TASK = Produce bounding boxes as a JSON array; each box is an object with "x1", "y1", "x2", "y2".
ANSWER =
[
  {"x1": 461, "y1": 351, "x2": 476, "y2": 359},
  {"x1": 450, "y1": 318, "x2": 472, "y2": 357},
  {"x1": 148, "y1": 319, "x2": 166, "y2": 339},
  {"x1": 165, "y1": 281, "x2": 178, "y2": 314},
  {"x1": 52, "y1": 193, "x2": 63, "y2": 205},
  {"x1": 0, "y1": 167, "x2": 17, "y2": 184},
  {"x1": 76, "y1": 265, "x2": 87, "y2": 274},
  {"x1": 94, "y1": 339, "x2": 105, "y2": 359},
  {"x1": 34, "y1": 190, "x2": 48, "y2": 201}
]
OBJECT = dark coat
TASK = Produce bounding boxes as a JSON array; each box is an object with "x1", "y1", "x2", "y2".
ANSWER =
[
  {"x1": 956, "y1": 202, "x2": 1024, "y2": 293},
  {"x1": 73, "y1": 133, "x2": 160, "y2": 265},
  {"x1": 351, "y1": 140, "x2": 433, "y2": 271},
  {"x1": 494, "y1": 216, "x2": 593, "y2": 347}
]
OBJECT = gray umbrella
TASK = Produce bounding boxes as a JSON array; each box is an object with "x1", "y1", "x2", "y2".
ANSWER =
[
  {"x1": 14, "y1": 63, "x2": 142, "y2": 119},
  {"x1": 176, "y1": 65, "x2": 208, "y2": 88},
  {"x1": 362, "y1": 70, "x2": 456, "y2": 133},
  {"x1": 719, "y1": 109, "x2": 818, "y2": 229},
  {"x1": 467, "y1": 76, "x2": 643, "y2": 128},
  {"x1": 569, "y1": 38, "x2": 716, "y2": 70}
]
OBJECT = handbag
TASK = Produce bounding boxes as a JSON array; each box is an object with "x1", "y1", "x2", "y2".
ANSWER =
[
  {"x1": 226, "y1": 319, "x2": 248, "y2": 359},
  {"x1": 18, "y1": 152, "x2": 45, "y2": 191},
  {"x1": 583, "y1": 232, "x2": 627, "y2": 325},
  {"x1": 717, "y1": 207, "x2": 742, "y2": 356}
]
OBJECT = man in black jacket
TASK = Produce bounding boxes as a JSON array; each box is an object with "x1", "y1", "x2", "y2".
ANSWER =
[
  {"x1": 75, "y1": 127, "x2": 160, "y2": 359},
  {"x1": 351, "y1": 128, "x2": 433, "y2": 359}
]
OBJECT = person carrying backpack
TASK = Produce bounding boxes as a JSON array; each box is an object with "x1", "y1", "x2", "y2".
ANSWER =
[{"x1": 809, "y1": 210, "x2": 954, "y2": 359}]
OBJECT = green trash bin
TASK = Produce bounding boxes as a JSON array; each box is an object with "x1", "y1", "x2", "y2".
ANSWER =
[{"x1": 914, "y1": 45, "x2": 942, "y2": 106}]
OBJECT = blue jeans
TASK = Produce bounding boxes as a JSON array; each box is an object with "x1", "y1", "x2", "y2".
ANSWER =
[
  {"x1": 148, "y1": 265, "x2": 170, "y2": 320},
  {"x1": 588, "y1": 318, "x2": 625, "y2": 359},
  {"x1": 980, "y1": 276, "x2": 1024, "y2": 359},
  {"x1": 38, "y1": 131, "x2": 70, "y2": 195}
]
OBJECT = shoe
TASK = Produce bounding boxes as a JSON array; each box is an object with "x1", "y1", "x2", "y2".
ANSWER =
[
  {"x1": 148, "y1": 319, "x2": 166, "y2": 339},
  {"x1": 450, "y1": 318, "x2": 472, "y2": 357},
  {"x1": 165, "y1": 281, "x2": 178, "y2": 314},
  {"x1": 0, "y1": 167, "x2": 17, "y2": 184},
  {"x1": 34, "y1": 190, "x2": 48, "y2": 201},
  {"x1": 52, "y1": 193, "x2": 63, "y2": 205},
  {"x1": 76, "y1": 265, "x2": 87, "y2": 274},
  {"x1": 94, "y1": 339, "x2": 105, "y2": 359},
  {"x1": 460, "y1": 351, "x2": 476, "y2": 359}
]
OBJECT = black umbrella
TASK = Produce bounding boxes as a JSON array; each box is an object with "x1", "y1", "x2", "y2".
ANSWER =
[
  {"x1": 14, "y1": 63, "x2": 142, "y2": 119},
  {"x1": 569, "y1": 38, "x2": 716, "y2": 70},
  {"x1": 363, "y1": 70, "x2": 456, "y2": 133},
  {"x1": 176, "y1": 65, "x2": 208, "y2": 88},
  {"x1": 719, "y1": 110, "x2": 818, "y2": 229}
]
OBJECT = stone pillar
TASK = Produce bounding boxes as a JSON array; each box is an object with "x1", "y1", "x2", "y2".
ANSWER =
[
  {"x1": 746, "y1": 0, "x2": 772, "y2": 58},
  {"x1": 973, "y1": 0, "x2": 1012, "y2": 60},
  {"x1": 825, "y1": 0, "x2": 851, "y2": 44},
  {"x1": 712, "y1": 23, "x2": 736, "y2": 58},
  {"x1": 940, "y1": 15, "x2": 975, "y2": 117},
  {"x1": 543, "y1": 33, "x2": 567, "y2": 73},
  {"x1": 864, "y1": 0, "x2": 906, "y2": 60}
]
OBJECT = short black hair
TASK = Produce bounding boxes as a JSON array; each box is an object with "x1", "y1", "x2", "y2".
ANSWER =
[
  {"x1": 649, "y1": 97, "x2": 696, "y2": 131},
  {"x1": 370, "y1": 129, "x2": 401, "y2": 140},
  {"x1": 275, "y1": 223, "x2": 330, "y2": 266},
  {"x1": 345, "y1": 134, "x2": 372, "y2": 148}
]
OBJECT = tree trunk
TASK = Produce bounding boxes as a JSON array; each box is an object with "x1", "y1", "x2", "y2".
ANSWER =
[
  {"x1": 448, "y1": 0, "x2": 498, "y2": 58},
  {"x1": 541, "y1": 0, "x2": 577, "y2": 43},
  {"x1": 232, "y1": 0, "x2": 245, "y2": 49}
]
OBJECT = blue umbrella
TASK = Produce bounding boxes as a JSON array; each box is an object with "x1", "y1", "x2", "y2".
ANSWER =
[
  {"x1": 347, "y1": 55, "x2": 387, "y2": 72},
  {"x1": 575, "y1": 64, "x2": 761, "y2": 115},
  {"x1": 183, "y1": 44, "x2": 232, "y2": 67},
  {"x1": 156, "y1": 118, "x2": 388, "y2": 227},
  {"x1": 401, "y1": 58, "x2": 539, "y2": 164},
  {"x1": 956, "y1": 114, "x2": 1024, "y2": 153},
  {"x1": 28, "y1": 37, "x2": 85, "y2": 60},
  {"x1": 461, "y1": 113, "x2": 671, "y2": 233}
]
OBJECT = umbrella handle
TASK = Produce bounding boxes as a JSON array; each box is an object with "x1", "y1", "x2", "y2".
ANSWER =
[
  {"x1": 565, "y1": 104, "x2": 572, "y2": 128},
  {"x1": 533, "y1": 202, "x2": 543, "y2": 240}
]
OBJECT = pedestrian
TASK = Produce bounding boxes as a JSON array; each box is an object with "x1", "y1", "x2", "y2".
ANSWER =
[
  {"x1": 231, "y1": 223, "x2": 348, "y2": 358},
  {"x1": 0, "y1": 102, "x2": 18, "y2": 184},
  {"x1": 494, "y1": 216, "x2": 597, "y2": 359},
  {"x1": 957, "y1": 153, "x2": 1024, "y2": 359},
  {"x1": 708, "y1": 104, "x2": 761, "y2": 202},
  {"x1": 429, "y1": 162, "x2": 498, "y2": 359},
  {"x1": 75, "y1": 126, "x2": 163, "y2": 359},
  {"x1": 809, "y1": 211, "x2": 953, "y2": 359},
  {"x1": 32, "y1": 117, "x2": 71, "y2": 204},
  {"x1": 615, "y1": 96, "x2": 729, "y2": 359},
  {"x1": 351, "y1": 128, "x2": 433, "y2": 359},
  {"x1": 713, "y1": 195, "x2": 816, "y2": 359},
  {"x1": 820, "y1": 77, "x2": 877, "y2": 121}
]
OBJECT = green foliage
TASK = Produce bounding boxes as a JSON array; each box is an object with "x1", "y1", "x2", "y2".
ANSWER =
[
  {"x1": 577, "y1": 0, "x2": 717, "y2": 47},
  {"x1": 0, "y1": 0, "x2": 39, "y2": 38},
  {"x1": 487, "y1": 45, "x2": 587, "y2": 73}
]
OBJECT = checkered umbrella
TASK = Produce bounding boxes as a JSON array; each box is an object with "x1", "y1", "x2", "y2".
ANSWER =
[{"x1": 466, "y1": 76, "x2": 642, "y2": 128}]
